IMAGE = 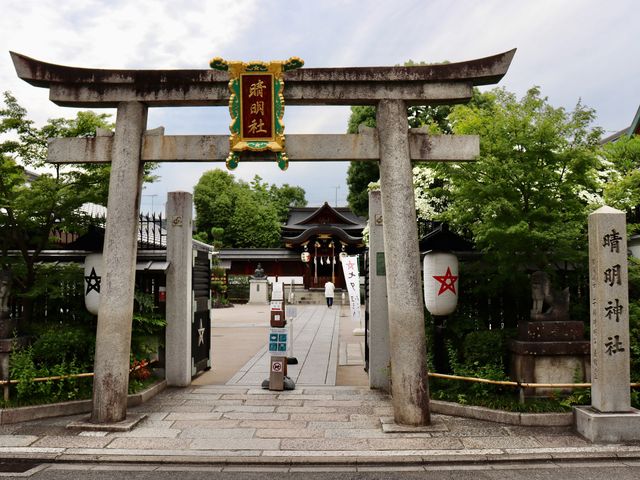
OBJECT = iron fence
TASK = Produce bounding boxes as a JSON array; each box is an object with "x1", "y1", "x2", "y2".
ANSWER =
[{"x1": 47, "y1": 213, "x2": 166, "y2": 250}]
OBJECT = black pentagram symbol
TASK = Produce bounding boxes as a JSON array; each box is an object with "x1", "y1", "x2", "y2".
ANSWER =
[{"x1": 85, "y1": 267, "x2": 101, "y2": 295}]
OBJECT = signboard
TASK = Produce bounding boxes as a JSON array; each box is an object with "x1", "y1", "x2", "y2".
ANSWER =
[
  {"x1": 340, "y1": 255, "x2": 361, "y2": 325},
  {"x1": 271, "y1": 359, "x2": 284, "y2": 373},
  {"x1": 285, "y1": 305, "x2": 297, "y2": 319},
  {"x1": 269, "y1": 328, "x2": 288, "y2": 354},
  {"x1": 240, "y1": 73, "x2": 274, "y2": 140},
  {"x1": 376, "y1": 252, "x2": 386, "y2": 276},
  {"x1": 271, "y1": 282, "x2": 284, "y2": 301},
  {"x1": 210, "y1": 56, "x2": 304, "y2": 171}
]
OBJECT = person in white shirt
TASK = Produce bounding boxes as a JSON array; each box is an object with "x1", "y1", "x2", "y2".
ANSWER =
[{"x1": 324, "y1": 281, "x2": 335, "y2": 308}]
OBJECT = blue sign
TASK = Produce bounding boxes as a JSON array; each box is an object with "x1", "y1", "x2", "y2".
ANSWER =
[{"x1": 269, "y1": 328, "x2": 288, "y2": 355}]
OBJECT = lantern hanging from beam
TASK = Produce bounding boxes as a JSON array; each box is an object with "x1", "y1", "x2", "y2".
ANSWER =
[
  {"x1": 83, "y1": 253, "x2": 103, "y2": 315},
  {"x1": 423, "y1": 252, "x2": 458, "y2": 316}
]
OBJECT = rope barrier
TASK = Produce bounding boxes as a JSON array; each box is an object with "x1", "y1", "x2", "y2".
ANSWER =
[
  {"x1": 1, "y1": 366, "x2": 639, "y2": 390},
  {"x1": 0, "y1": 360, "x2": 153, "y2": 386},
  {"x1": 428, "y1": 372, "x2": 640, "y2": 389}
]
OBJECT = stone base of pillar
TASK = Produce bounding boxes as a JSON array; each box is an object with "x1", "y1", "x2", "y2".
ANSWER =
[
  {"x1": 510, "y1": 320, "x2": 590, "y2": 398},
  {"x1": 510, "y1": 349, "x2": 590, "y2": 397},
  {"x1": 68, "y1": 413, "x2": 147, "y2": 432},
  {"x1": 249, "y1": 279, "x2": 269, "y2": 304},
  {"x1": 574, "y1": 406, "x2": 640, "y2": 442}
]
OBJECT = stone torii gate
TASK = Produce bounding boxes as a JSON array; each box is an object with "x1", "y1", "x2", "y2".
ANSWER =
[{"x1": 11, "y1": 49, "x2": 514, "y2": 426}]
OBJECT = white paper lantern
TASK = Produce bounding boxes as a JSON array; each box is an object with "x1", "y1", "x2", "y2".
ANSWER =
[
  {"x1": 423, "y1": 252, "x2": 459, "y2": 316},
  {"x1": 83, "y1": 253, "x2": 103, "y2": 315},
  {"x1": 300, "y1": 252, "x2": 310, "y2": 263}
]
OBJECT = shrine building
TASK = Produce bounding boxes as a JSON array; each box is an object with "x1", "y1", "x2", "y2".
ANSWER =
[{"x1": 219, "y1": 202, "x2": 366, "y2": 290}]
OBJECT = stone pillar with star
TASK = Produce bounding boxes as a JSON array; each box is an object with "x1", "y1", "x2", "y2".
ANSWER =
[{"x1": 165, "y1": 191, "x2": 194, "y2": 387}]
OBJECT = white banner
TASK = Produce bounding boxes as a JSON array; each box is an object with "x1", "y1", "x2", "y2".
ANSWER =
[{"x1": 340, "y1": 255, "x2": 361, "y2": 325}]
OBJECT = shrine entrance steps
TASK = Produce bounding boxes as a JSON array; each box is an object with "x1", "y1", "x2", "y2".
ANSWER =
[{"x1": 293, "y1": 289, "x2": 346, "y2": 305}]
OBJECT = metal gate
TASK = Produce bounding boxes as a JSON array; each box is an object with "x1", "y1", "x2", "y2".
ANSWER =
[
  {"x1": 192, "y1": 249, "x2": 212, "y2": 376},
  {"x1": 363, "y1": 250, "x2": 369, "y2": 373}
]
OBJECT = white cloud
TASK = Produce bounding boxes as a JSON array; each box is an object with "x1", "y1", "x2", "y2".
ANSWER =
[{"x1": 2, "y1": 0, "x2": 639, "y2": 210}]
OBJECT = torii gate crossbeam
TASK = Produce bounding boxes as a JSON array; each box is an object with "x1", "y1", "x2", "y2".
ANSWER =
[{"x1": 11, "y1": 49, "x2": 515, "y2": 427}]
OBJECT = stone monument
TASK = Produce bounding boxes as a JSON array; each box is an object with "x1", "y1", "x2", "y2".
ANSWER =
[
  {"x1": 510, "y1": 271, "x2": 590, "y2": 397},
  {"x1": 248, "y1": 263, "x2": 269, "y2": 305},
  {"x1": 575, "y1": 206, "x2": 640, "y2": 442}
]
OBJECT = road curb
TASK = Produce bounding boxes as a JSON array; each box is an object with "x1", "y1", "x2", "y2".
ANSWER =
[
  {"x1": 430, "y1": 399, "x2": 573, "y2": 426},
  {"x1": 0, "y1": 380, "x2": 166, "y2": 425},
  {"x1": 1, "y1": 449, "x2": 638, "y2": 468}
]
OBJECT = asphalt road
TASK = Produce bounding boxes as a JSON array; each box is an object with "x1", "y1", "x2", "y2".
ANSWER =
[{"x1": 4, "y1": 460, "x2": 640, "y2": 479}]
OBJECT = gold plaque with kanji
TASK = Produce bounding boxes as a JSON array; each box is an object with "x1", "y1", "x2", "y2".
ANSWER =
[{"x1": 210, "y1": 57, "x2": 304, "y2": 171}]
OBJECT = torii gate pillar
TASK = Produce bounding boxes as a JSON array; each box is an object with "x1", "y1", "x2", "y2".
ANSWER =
[
  {"x1": 92, "y1": 102, "x2": 147, "y2": 423},
  {"x1": 377, "y1": 100, "x2": 430, "y2": 424}
]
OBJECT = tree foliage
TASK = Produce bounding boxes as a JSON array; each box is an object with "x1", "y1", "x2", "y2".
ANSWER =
[
  {"x1": 600, "y1": 134, "x2": 640, "y2": 234},
  {"x1": 248, "y1": 175, "x2": 307, "y2": 223},
  {"x1": 345, "y1": 70, "x2": 455, "y2": 217},
  {"x1": 0, "y1": 92, "x2": 157, "y2": 321},
  {"x1": 436, "y1": 87, "x2": 602, "y2": 275},
  {"x1": 345, "y1": 106, "x2": 378, "y2": 217},
  {"x1": 193, "y1": 171, "x2": 306, "y2": 248}
]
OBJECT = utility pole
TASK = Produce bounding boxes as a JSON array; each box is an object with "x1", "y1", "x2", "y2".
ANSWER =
[
  {"x1": 142, "y1": 194, "x2": 158, "y2": 214},
  {"x1": 333, "y1": 186, "x2": 340, "y2": 207}
]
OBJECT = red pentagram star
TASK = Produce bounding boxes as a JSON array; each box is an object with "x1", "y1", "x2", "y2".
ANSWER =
[{"x1": 433, "y1": 267, "x2": 458, "y2": 296}]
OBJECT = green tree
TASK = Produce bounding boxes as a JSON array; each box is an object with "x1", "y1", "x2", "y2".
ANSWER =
[
  {"x1": 226, "y1": 193, "x2": 281, "y2": 248},
  {"x1": 268, "y1": 183, "x2": 307, "y2": 222},
  {"x1": 193, "y1": 171, "x2": 306, "y2": 248},
  {"x1": 245, "y1": 175, "x2": 306, "y2": 222},
  {"x1": 193, "y1": 169, "x2": 237, "y2": 245},
  {"x1": 434, "y1": 87, "x2": 602, "y2": 290},
  {"x1": 345, "y1": 73, "x2": 455, "y2": 217},
  {"x1": 0, "y1": 92, "x2": 157, "y2": 322},
  {"x1": 44, "y1": 111, "x2": 115, "y2": 206}
]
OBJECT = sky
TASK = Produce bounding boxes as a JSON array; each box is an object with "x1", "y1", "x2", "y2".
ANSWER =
[{"x1": 1, "y1": 0, "x2": 639, "y2": 213}]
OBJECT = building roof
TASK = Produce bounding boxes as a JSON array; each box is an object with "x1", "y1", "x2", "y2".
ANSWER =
[
  {"x1": 285, "y1": 203, "x2": 364, "y2": 228},
  {"x1": 419, "y1": 223, "x2": 473, "y2": 254},
  {"x1": 631, "y1": 104, "x2": 640, "y2": 136},
  {"x1": 281, "y1": 202, "x2": 366, "y2": 246},
  {"x1": 600, "y1": 104, "x2": 640, "y2": 144},
  {"x1": 218, "y1": 249, "x2": 299, "y2": 261}
]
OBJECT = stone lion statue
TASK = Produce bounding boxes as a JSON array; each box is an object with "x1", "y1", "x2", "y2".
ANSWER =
[{"x1": 530, "y1": 270, "x2": 570, "y2": 322}]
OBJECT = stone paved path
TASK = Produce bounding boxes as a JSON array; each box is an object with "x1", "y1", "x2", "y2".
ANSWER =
[
  {"x1": 226, "y1": 305, "x2": 340, "y2": 386},
  {"x1": 2, "y1": 385, "x2": 640, "y2": 464}
]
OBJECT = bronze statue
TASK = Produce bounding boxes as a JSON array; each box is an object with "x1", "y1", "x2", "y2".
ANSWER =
[
  {"x1": 253, "y1": 263, "x2": 266, "y2": 279},
  {"x1": 530, "y1": 270, "x2": 570, "y2": 322}
]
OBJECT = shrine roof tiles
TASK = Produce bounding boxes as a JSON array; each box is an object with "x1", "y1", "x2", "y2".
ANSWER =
[{"x1": 285, "y1": 203, "x2": 365, "y2": 228}]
